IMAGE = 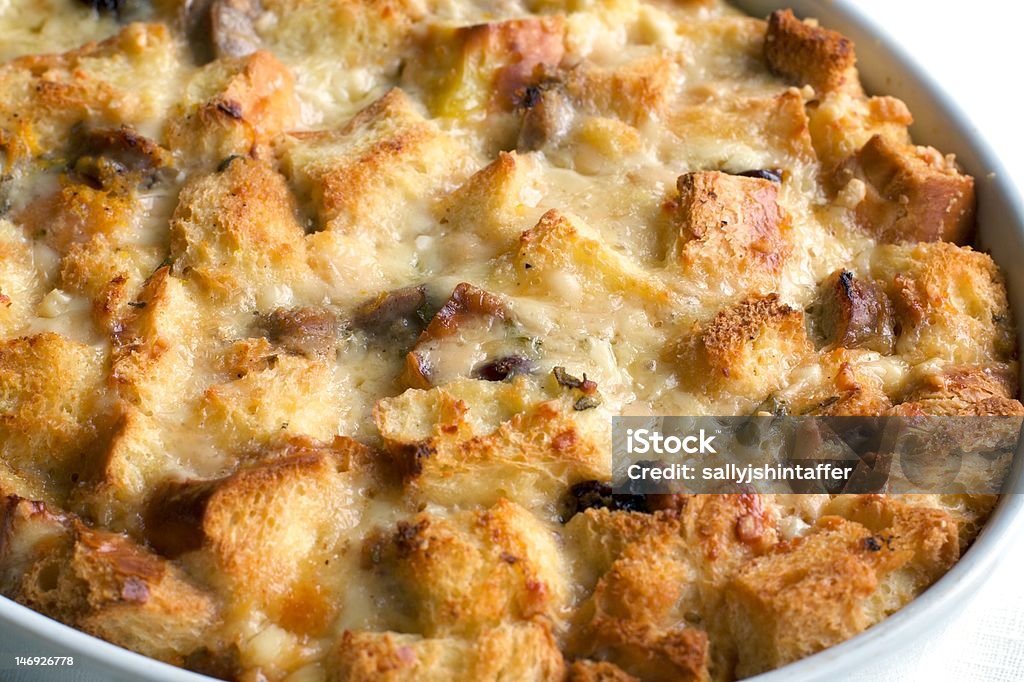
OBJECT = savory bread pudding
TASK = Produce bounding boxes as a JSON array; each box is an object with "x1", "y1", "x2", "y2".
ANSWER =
[{"x1": 0, "y1": 0, "x2": 1018, "y2": 680}]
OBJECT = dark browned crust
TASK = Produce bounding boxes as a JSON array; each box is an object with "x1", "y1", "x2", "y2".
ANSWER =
[
  {"x1": 0, "y1": 496, "x2": 217, "y2": 665},
  {"x1": 764, "y1": 9, "x2": 856, "y2": 93},
  {"x1": 702, "y1": 294, "x2": 806, "y2": 374}
]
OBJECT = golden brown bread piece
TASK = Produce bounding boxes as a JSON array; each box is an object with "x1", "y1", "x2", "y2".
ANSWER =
[
  {"x1": 109, "y1": 266, "x2": 201, "y2": 410},
  {"x1": 197, "y1": 439, "x2": 367, "y2": 633},
  {"x1": 667, "y1": 89, "x2": 817, "y2": 171},
  {"x1": 567, "y1": 660, "x2": 641, "y2": 682},
  {"x1": 86, "y1": 434, "x2": 378, "y2": 656},
  {"x1": 196, "y1": 351, "x2": 343, "y2": 457},
  {"x1": 0, "y1": 333, "x2": 110, "y2": 503},
  {"x1": 902, "y1": 364, "x2": 1019, "y2": 404},
  {"x1": 891, "y1": 363, "x2": 1024, "y2": 416},
  {"x1": 169, "y1": 156, "x2": 314, "y2": 306},
  {"x1": 235, "y1": 0, "x2": 427, "y2": 101},
  {"x1": 787, "y1": 348, "x2": 894, "y2": 417},
  {"x1": 564, "y1": 497, "x2": 780, "y2": 678},
  {"x1": 580, "y1": 623, "x2": 710, "y2": 682},
  {"x1": 675, "y1": 294, "x2": 811, "y2": 400},
  {"x1": 807, "y1": 93, "x2": 914, "y2": 173},
  {"x1": 726, "y1": 500, "x2": 957, "y2": 677},
  {"x1": 563, "y1": 52, "x2": 679, "y2": 127},
  {"x1": 726, "y1": 516, "x2": 882, "y2": 677},
  {"x1": 569, "y1": 526, "x2": 710, "y2": 682},
  {"x1": 835, "y1": 134, "x2": 976, "y2": 245},
  {"x1": 58, "y1": 234, "x2": 166, "y2": 332},
  {"x1": 278, "y1": 88, "x2": 469, "y2": 240},
  {"x1": 12, "y1": 174, "x2": 140, "y2": 255},
  {"x1": 872, "y1": 241, "x2": 1016, "y2": 367},
  {"x1": 901, "y1": 494, "x2": 999, "y2": 555},
  {"x1": 0, "y1": 496, "x2": 218, "y2": 665},
  {"x1": 368, "y1": 498, "x2": 568, "y2": 637},
  {"x1": 439, "y1": 151, "x2": 539, "y2": 254},
  {"x1": 77, "y1": 404, "x2": 170, "y2": 532},
  {"x1": 763, "y1": 9, "x2": 857, "y2": 95},
  {"x1": 512, "y1": 209, "x2": 671, "y2": 309},
  {"x1": 407, "y1": 17, "x2": 566, "y2": 116},
  {"x1": 0, "y1": 23, "x2": 180, "y2": 161},
  {"x1": 327, "y1": 622, "x2": 566, "y2": 682},
  {"x1": 375, "y1": 378, "x2": 608, "y2": 511},
  {"x1": 824, "y1": 496, "x2": 961, "y2": 617},
  {"x1": 165, "y1": 50, "x2": 299, "y2": 166},
  {"x1": 671, "y1": 171, "x2": 790, "y2": 299},
  {"x1": 564, "y1": 509, "x2": 680, "y2": 588},
  {"x1": 0, "y1": 220, "x2": 39, "y2": 338}
]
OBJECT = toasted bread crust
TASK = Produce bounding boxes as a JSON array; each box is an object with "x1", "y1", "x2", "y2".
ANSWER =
[
  {"x1": 166, "y1": 50, "x2": 299, "y2": 165},
  {"x1": 408, "y1": 17, "x2": 566, "y2": 116},
  {"x1": 677, "y1": 294, "x2": 811, "y2": 399},
  {"x1": 835, "y1": 134, "x2": 976, "y2": 244},
  {"x1": 764, "y1": 9, "x2": 857, "y2": 94},
  {"x1": 726, "y1": 499, "x2": 957, "y2": 677},
  {"x1": 375, "y1": 498, "x2": 569, "y2": 636},
  {"x1": 169, "y1": 156, "x2": 312, "y2": 304},
  {"x1": 328, "y1": 622, "x2": 566, "y2": 682},
  {"x1": 0, "y1": 496, "x2": 217, "y2": 664},
  {"x1": 672, "y1": 171, "x2": 790, "y2": 299},
  {"x1": 0, "y1": 333, "x2": 109, "y2": 501}
]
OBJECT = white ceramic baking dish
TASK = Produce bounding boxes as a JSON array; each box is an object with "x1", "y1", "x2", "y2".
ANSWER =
[
  {"x1": 2, "y1": 1, "x2": 1023, "y2": 680},
  {"x1": 734, "y1": 1, "x2": 1024, "y2": 676}
]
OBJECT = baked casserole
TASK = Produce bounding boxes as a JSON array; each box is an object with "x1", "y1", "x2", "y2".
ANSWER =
[{"x1": 0, "y1": 0, "x2": 1018, "y2": 680}]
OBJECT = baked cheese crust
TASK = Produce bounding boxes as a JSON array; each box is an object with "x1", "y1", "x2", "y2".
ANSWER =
[{"x1": 0, "y1": 1, "x2": 1017, "y2": 680}]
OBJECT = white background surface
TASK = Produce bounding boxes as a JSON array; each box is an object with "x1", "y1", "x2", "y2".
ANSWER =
[
  {"x1": 842, "y1": 2, "x2": 1024, "y2": 681},
  {"x1": 4, "y1": 3, "x2": 1024, "y2": 682}
]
